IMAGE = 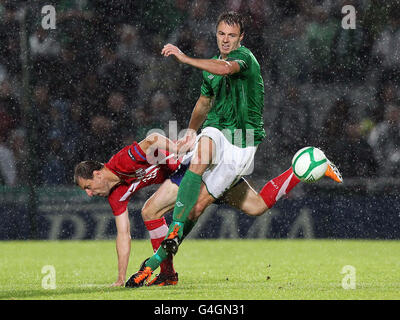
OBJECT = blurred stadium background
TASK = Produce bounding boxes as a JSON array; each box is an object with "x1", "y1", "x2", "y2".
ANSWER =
[{"x1": 0, "y1": 0, "x2": 399, "y2": 241}]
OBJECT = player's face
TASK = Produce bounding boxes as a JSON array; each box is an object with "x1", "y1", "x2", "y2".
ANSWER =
[
  {"x1": 77, "y1": 171, "x2": 110, "y2": 197},
  {"x1": 216, "y1": 21, "x2": 243, "y2": 59}
]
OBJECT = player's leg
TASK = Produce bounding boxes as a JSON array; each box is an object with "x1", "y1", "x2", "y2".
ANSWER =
[
  {"x1": 141, "y1": 179, "x2": 178, "y2": 283},
  {"x1": 140, "y1": 139, "x2": 214, "y2": 276},
  {"x1": 222, "y1": 178, "x2": 269, "y2": 216},
  {"x1": 141, "y1": 179, "x2": 178, "y2": 221},
  {"x1": 137, "y1": 182, "x2": 214, "y2": 281},
  {"x1": 224, "y1": 153, "x2": 343, "y2": 216},
  {"x1": 158, "y1": 183, "x2": 215, "y2": 260},
  {"x1": 223, "y1": 167, "x2": 301, "y2": 214},
  {"x1": 164, "y1": 136, "x2": 214, "y2": 241},
  {"x1": 168, "y1": 183, "x2": 215, "y2": 243},
  {"x1": 187, "y1": 183, "x2": 216, "y2": 220},
  {"x1": 127, "y1": 142, "x2": 214, "y2": 289},
  {"x1": 130, "y1": 136, "x2": 219, "y2": 284}
]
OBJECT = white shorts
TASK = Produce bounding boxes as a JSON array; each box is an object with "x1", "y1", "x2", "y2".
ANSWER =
[{"x1": 181, "y1": 127, "x2": 257, "y2": 198}]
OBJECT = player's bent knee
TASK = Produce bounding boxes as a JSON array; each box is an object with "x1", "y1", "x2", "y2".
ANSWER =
[
  {"x1": 243, "y1": 206, "x2": 269, "y2": 217},
  {"x1": 141, "y1": 205, "x2": 157, "y2": 221},
  {"x1": 141, "y1": 207, "x2": 150, "y2": 220}
]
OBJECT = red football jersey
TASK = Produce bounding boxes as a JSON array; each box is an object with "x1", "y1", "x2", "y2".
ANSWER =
[{"x1": 105, "y1": 141, "x2": 179, "y2": 216}]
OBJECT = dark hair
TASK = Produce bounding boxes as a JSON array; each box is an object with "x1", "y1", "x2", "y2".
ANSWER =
[
  {"x1": 73, "y1": 161, "x2": 104, "y2": 185},
  {"x1": 216, "y1": 11, "x2": 245, "y2": 35}
]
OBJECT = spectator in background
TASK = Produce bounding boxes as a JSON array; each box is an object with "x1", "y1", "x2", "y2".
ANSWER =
[
  {"x1": 41, "y1": 129, "x2": 67, "y2": 185},
  {"x1": 75, "y1": 73, "x2": 106, "y2": 119},
  {"x1": 85, "y1": 115, "x2": 121, "y2": 163},
  {"x1": 31, "y1": 84, "x2": 52, "y2": 138},
  {"x1": 0, "y1": 1, "x2": 20, "y2": 76},
  {"x1": 8, "y1": 128, "x2": 27, "y2": 186},
  {"x1": 269, "y1": 17, "x2": 308, "y2": 85},
  {"x1": 116, "y1": 24, "x2": 146, "y2": 67},
  {"x1": 97, "y1": 43, "x2": 139, "y2": 94},
  {"x1": 320, "y1": 97, "x2": 379, "y2": 178},
  {"x1": 0, "y1": 104, "x2": 13, "y2": 140},
  {"x1": 0, "y1": 142, "x2": 16, "y2": 186},
  {"x1": 0, "y1": 97, "x2": 16, "y2": 186},
  {"x1": 333, "y1": 2, "x2": 368, "y2": 81},
  {"x1": 368, "y1": 104, "x2": 400, "y2": 177},
  {"x1": 29, "y1": 27, "x2": 61, "y2": 85},
  {"x1": 135, "y1": 37, "x2": 180, "y2": 108},
  {"x1": 304, "y1": 6, "x2": 339, "y2": 82},
  {"x1": 0, "y1": 79, "x2": 22, "y2": 187},
  {"x1": 105, "y1": 91, "x2": 134, "y2": 142},
  {"x1": 30, "y1": 84, "x2": 54, "y2": 184},
  {"x1": 374, "y1": 80, "x2": 398, "y2": 123},
  {"x1": 49, "y1": 46, "x2": 82, "y2": 99},
  {"x1": 334, "y1": 119, "x2": 378, "y2": 178},
  {"x1": 149, "y1": 91, "x2": 174, "y2": 135},
  {"x1": 272, "y1": 86, "x2": 312, "y2": 164},
  {"x1": 371, "y1": 7, "x2": 400, "y2": 81},
  {"x1": 64, "y1": 99, "x2": 88, "y2": 168},
  {"x1": 186, "y1": 0, "x2": 216, "y2": 39},
  {"x1": 134, "y1": 107, "x2": 164, "y2": 142},
  {"x1": 0, "y1": 80, "x2": 21, "y2": 130},
  {"x1": 320, "y1": 97, "x2": 352, "y2": 151},
  {"x1": 29, "y1": 28, "x2": 61, "y2": 59}
]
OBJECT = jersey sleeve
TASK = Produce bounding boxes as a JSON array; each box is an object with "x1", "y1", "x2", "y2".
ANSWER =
[
  {"x1": 105, "y1": 141, "x2": 147, "y2": 175},
  {"x1": 108, "y1": 184, "x2": 130, "y2": 216},
  {"x1": 126, "y1": 141, "x2": 147, "y2": 163},
  {"x1": 227, "y1": 48, "x2": 251, "y2": 73},
  {"x1": 200, "y1": 71, "x2": 214, "y2": 97}
]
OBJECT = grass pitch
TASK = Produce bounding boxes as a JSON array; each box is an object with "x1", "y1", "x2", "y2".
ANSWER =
[{"x1": 0, "y1": 239, "x2": 399, "y2": 300}]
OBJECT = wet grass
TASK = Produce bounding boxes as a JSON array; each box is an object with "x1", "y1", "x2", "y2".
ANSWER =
[{"x1": 0, "y1": 239, "x2": 399, "y2": 300}]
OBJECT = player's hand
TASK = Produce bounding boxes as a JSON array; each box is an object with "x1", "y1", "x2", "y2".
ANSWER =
[
  {"x1": 110, "y1": 279, "x2": 125, "y2": 287},
  {"x1": 161, "y1": 43, "x2": 188, "y2": 64},
  {"x1": 176, "y1": 129, "x2": 197, "y2": 155}
]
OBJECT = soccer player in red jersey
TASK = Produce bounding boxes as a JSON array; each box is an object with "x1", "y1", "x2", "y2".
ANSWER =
[{"x1": 74, "y1": 133, "x2": 182, "y2": 287}]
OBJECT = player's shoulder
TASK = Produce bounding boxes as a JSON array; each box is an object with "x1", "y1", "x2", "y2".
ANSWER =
[
  {"x1": 236, "y1": 45, "x2": 251, "y2": 53},
  {"x1": 229, "y1": 46, "x2": 261, "y2": 74},
  {"x1": 228, "y1": 46, "x2": 254, "y2": 61},
  {"x1": 106, "y1": 141, "x2": 148, "y2": 174}
]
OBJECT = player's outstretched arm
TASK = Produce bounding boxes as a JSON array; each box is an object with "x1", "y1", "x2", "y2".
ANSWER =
[
  {"x1": 139, "y1": 133, "x2": 178, "y2": 155},
  {"x1": 111, "y1": 209, "x2": 131, "y2": 287},
  {"x1": 188, "y1": 95, "x2": 212, "y2": 131},
  {"x1": 175, "y1": 95, "x2": 212, "y2": 154},
  {"x1": 161, "y1": 43, "x2": 240, "y2": 76}
]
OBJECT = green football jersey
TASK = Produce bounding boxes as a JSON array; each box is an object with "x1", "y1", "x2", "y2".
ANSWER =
[{"x1": 200, "y1": 46, "x2": 266, "y2": 147}]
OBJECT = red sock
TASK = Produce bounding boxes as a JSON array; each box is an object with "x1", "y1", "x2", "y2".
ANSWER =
[
  {"x1": 144, "y1": 217, "x2": 175, "y2": 274},
  {"x1": 259, "y1": 167, "x2": 300, "y2": 208}
]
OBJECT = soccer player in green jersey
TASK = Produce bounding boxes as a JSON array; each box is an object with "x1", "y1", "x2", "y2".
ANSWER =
[{"x1": 126, "y1": 11, "x2": 343, "y2": 287}]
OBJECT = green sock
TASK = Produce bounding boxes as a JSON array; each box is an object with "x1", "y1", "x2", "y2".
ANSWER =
[
  {"x1": 145, "y1": 219, "x2": 198, "y2": 271},
  {"x1": 172, "y1": 170, "x2": 202, "y2": 236},
  {"x1": 145, "y1": 244, "x2": 169, "y2": 271}
]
